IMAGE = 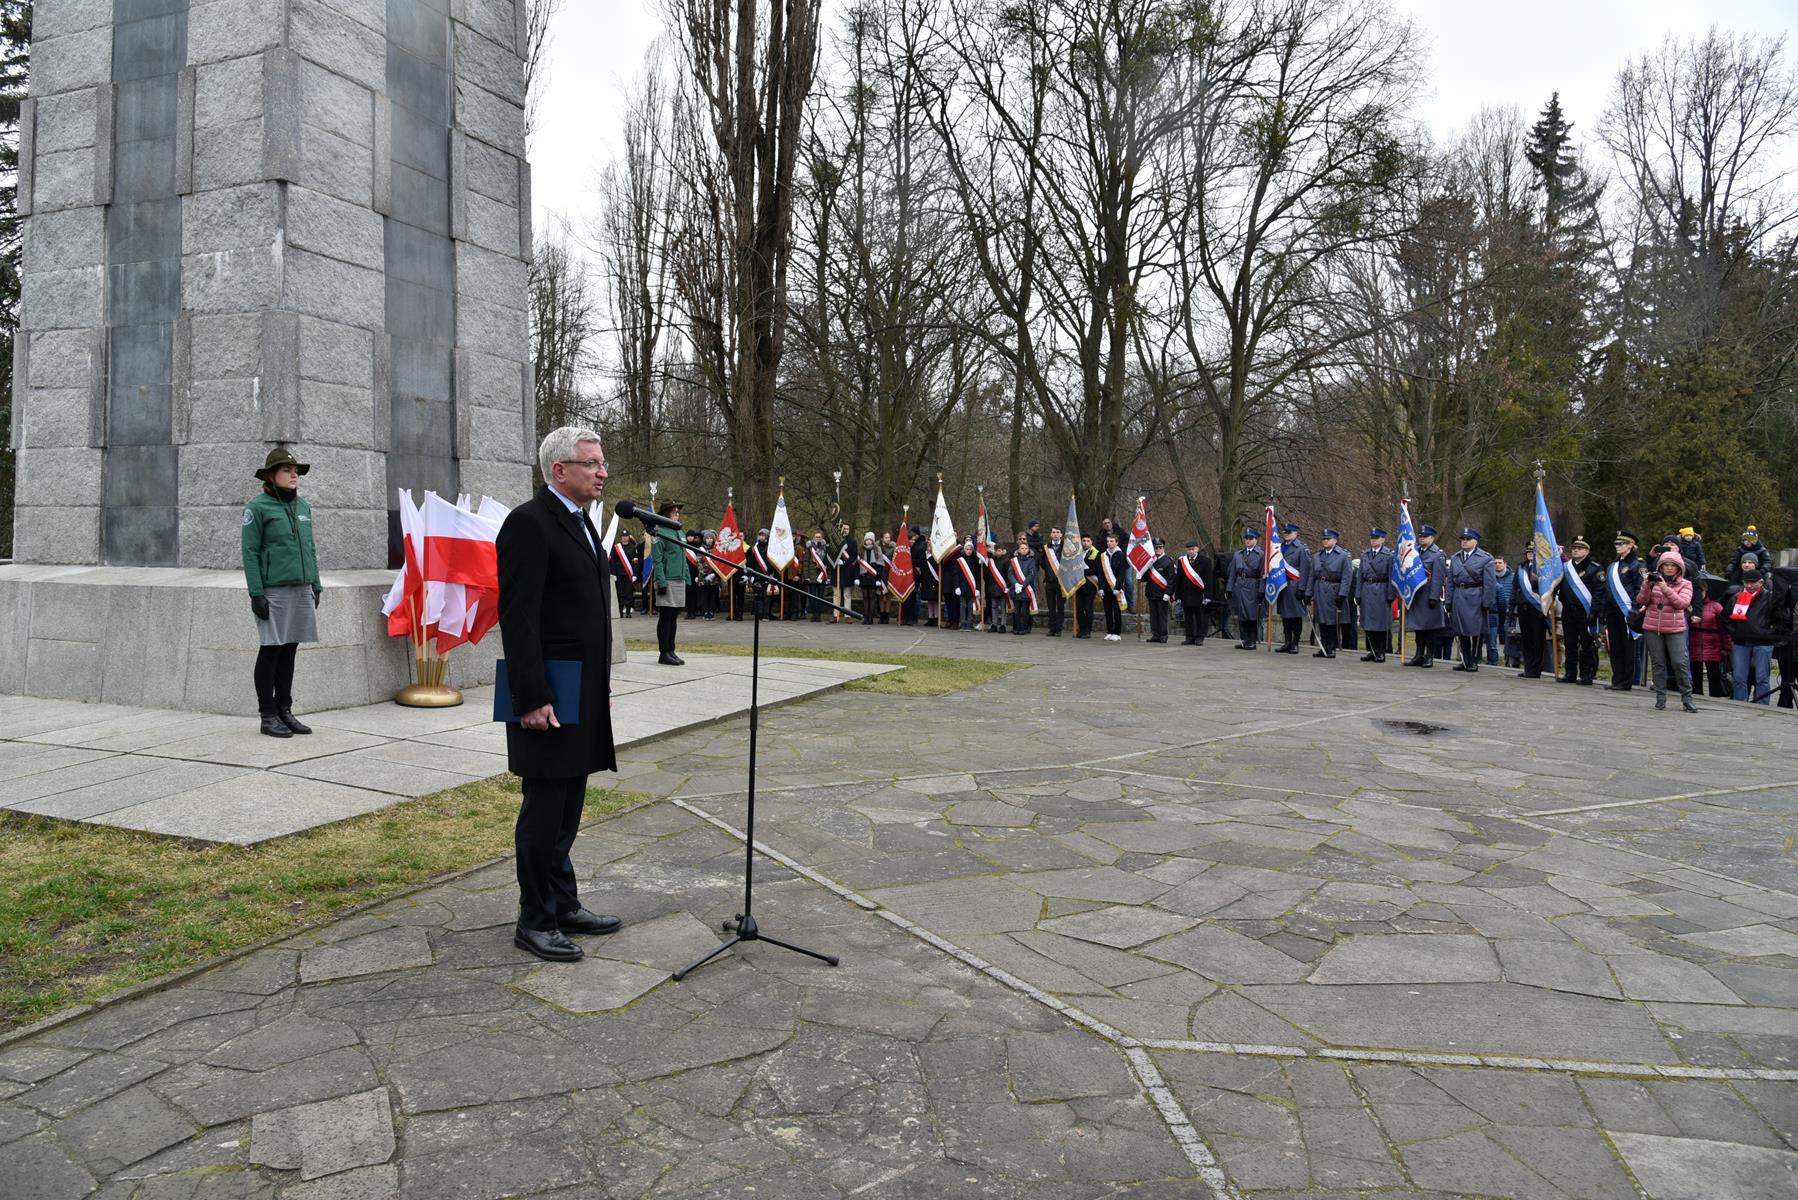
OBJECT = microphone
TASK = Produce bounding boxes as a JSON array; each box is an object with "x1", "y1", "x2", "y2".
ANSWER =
[{"x1": 614, "y1": 500, "x2": 683, "y2": 532}]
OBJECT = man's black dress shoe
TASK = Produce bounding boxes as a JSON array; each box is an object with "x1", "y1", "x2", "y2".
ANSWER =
[
  {"x1": 514, "y1": 925, "x2": 583, "y2": 962},
  {"x1": 658, "y1": 652, "x2": 684, "y2": 666},
  {"x1": 559, "y1": 908, "x2": 622, "y2": 937}
]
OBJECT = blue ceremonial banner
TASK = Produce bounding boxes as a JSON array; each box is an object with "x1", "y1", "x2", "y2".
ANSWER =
[
  {"x1": 1263, "y1": 506, "x2": 1289, "y2": 605},
  {"x1": 1531, "y1": 483, "x2": 1565, "y2": 616},
  {"x1": 1395, "y1": 500, "x2": 1428, "y2": 605}
]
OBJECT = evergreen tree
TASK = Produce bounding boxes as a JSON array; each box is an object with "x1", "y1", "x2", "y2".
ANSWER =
[{"x1": 0, "y1": 1, "x2": 29, "y2": 559}]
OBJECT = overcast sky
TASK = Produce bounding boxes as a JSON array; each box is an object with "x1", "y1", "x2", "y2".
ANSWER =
[{"x1": 529, "y1": 0, "x2": 1796, "y2": 246}]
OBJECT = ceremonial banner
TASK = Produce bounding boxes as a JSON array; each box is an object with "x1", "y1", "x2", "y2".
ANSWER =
[
  {"x1": 1395, "y1": 500, "x2": 1428, "y2": 605},
  {"x1": 1263, "y1": 506, "x2": 1291, "y2": 605},
  {"x1": 715, "y1": 502, "x2": 746, "y2": 578},
  {"x1": 1531, "y1": 482, "x2": 1566, "y2": 616},
  {"x1": 889, "y1": 508, "x2": 916, "y2": 600},
  {"x1": 1126, "y1": 497, "x2": 1153, "y2": 574},
  {"x1": 929, "y1": 486, "x2": 958, "y2": 562},
  {"x1": 767, "y1": 488, "x2": 796, "y2": 571},
  {"x1": 975, "y1": 493, "x2": 990, "y2": 567},
  {"x1": 1057, "y1": 494, "x2": 1087, "y2": 598}
]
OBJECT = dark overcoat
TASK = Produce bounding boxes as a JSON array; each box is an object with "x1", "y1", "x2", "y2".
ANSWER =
[{"x1": 497, "y1": 487, "x2": 617, "y2": 779}]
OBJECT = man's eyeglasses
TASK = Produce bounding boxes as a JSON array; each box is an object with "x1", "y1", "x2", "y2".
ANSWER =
[{"x1": 560, "y1": 458, "x2": 606, "y2": 472}]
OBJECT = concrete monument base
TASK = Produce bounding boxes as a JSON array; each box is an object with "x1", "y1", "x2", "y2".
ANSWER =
[{"x1": 0, "y1": 565, "x2": 499, "y2": 714}]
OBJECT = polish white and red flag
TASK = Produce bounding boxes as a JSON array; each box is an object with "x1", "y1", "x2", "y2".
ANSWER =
[{"x1": 382, "y1": 490, "x2": 508, "y2": 652}]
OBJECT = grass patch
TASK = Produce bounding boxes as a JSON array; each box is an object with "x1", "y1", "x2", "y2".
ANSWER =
[
  {"x1": 626, "y1": 640, "x2": 1022, "y2": 696},
  {"x1": 0, "y1": 778, "x2": 652, "y2": 1032}
]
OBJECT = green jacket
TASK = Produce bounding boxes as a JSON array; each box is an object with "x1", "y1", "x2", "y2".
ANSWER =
[
  {"x1": 242, "y1": 490, "x2": 321, "y2": 596},
  {"x1": 650, "y1": 525, "x2": 691, "y2": 586}
]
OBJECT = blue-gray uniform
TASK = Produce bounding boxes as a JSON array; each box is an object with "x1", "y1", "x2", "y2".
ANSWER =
[
  {"x1": 1227, "y1": 533, "x2": 1266, "y2": 648},
  {"x1": 1272, "y1": 526, "x2": 1310, "y2": 652},
  {"x1": 1404, "y1": 529, "x2": 1448, "y2": 666},
  {"x1": 1446, "y1": 534, "x2": 1497, "y2": 671},
  {"x1": 1357, "y1": 534, "x2": 1397, "y2": 661},
  {"x1": 1310, "y1": 540, "x2": 1353, "y2": 657}
]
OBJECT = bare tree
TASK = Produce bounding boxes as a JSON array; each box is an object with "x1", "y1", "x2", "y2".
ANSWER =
[
  {"x1": 522, "y1": 0, "x2": 563, "y2": 151},
  {"x1": 530, "y1": 232, "x2": 600, "y2": 448},
  {"x1": 598, "y1": 57, "x2": 676, "y2": 466},
  {"x1": 667, "y1": 0, "x2": 825, "y2": 523}
]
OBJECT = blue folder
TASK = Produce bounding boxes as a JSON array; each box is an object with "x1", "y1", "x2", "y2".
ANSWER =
[{"x1": 493, "y1": 659, "x2": 581, "y2": 725}]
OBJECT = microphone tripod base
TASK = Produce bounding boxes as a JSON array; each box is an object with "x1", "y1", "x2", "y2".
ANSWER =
[{"x1": 671, "y1": 911, "x2": 840, "y2": 981}]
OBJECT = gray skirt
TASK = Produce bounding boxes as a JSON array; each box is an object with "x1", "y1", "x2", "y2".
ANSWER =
[{"x1": 257, "y1": 584, "x2": 319, "y2": 646}]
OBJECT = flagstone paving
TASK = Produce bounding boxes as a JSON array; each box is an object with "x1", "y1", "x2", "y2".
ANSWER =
[
  {"x1": 2, "y1": 621, "x2": 1794, "y2": 1198},
  {"x1": 0, "y1": 653, "x2": 895, "y2": 844}
]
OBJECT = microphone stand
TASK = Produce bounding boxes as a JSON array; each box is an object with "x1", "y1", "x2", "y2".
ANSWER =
[{"x1": 626, "y1": 524, "x2": 857, "y2": 980}]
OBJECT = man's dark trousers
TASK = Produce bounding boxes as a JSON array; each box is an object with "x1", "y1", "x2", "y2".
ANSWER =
[{"x1": 517, "y1": 777, "x2": 585, "y2": 930}]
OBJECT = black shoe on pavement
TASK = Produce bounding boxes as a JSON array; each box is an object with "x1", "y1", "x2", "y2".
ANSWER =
[
  {"x1": 1313, "y1": 650, "x2": 1328, "y2": 658},
  {"x1": 278, "y1": 709, "x2": 311, "y2": 735},
  {"x1": 260, "y1": 714, "x2": 293, "y2": 738},
  {"x1": 1361, "y1": 652, "x2": 1378, "y2": 662},
  {"x1": 514, "y1": 925, "x2": 583, "y2": 962},
  {"x1": 658, "y1": 653, "x2": 684, "y2": 666},
  {"x1": 1605, "y1": 683, "x2": 1631, "y2": 692},
  {"x1": 1682, "y1": 696, "x2": 1698, "y2": 713},
  {"x1": 1655, "y1": 693, "x2": 1667, "y2": 710},
  {"x1": 559, "y1": 908, "x2": 622, "y2": 936}
]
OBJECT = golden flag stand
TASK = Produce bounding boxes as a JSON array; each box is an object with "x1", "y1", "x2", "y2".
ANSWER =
[{"x1": 396, "y1": 590, "x2": 463, "y2": 707}]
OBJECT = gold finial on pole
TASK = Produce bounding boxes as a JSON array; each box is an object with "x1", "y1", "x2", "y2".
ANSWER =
[{"x1": 1534, "y1": 459, "x2": 1546, "y2": 483}]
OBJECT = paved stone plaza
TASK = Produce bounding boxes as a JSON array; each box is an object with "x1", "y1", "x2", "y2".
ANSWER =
[
  {"x1": 1, "y1": 625, "x2": 1794, "y2": 1198},
  {"x1": 0, "y1": 653, "x2": 893, "y2": 843}
]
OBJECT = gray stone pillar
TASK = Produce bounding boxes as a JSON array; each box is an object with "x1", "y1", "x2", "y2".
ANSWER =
[{"x1": 2, "y1": 0, "x2": 533, "y2": 711}]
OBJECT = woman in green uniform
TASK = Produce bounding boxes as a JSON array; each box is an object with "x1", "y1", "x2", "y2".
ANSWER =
[
  {"x1": 242, "y1": 448, "x2": 322, "y2": 737},
  {"x1": 649, "y1": 500, "x2": 690, "y2": 665}
]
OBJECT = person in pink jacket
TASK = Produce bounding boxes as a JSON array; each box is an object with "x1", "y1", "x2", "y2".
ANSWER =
[
  {"x1": 1688, "y1": 592, "x2": 1732, "y2": 697},
  {"x1": 1636, "y1": 550, "x2": 1697, "y2": 711}
]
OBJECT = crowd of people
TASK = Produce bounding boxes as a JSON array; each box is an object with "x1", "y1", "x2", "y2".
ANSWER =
[{"x1": 612, "y1": 517, "x2": 1795, "y2": 711}]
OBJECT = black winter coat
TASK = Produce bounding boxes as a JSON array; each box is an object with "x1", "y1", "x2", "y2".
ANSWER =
[{"x1": 497, "y1": 487, "x2": 617, "y2": 779}]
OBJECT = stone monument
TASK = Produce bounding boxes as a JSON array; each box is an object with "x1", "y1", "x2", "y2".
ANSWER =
[{"x1": 1, "y1": 0, "x2": 534, "y2": 712}]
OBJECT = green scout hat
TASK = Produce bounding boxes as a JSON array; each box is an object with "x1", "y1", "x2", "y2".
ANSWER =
[{"x1": 254, "y1": 447, "x2": 310, "y2": 480}]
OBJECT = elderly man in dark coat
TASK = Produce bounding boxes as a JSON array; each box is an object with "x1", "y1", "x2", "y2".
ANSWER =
[
  {"x1": 1227, "y1": 528, "x2": 1267, "y2": 649},
  {"x1": 1175, "y1": 539, "x2": 1212, "y2": 645},
  {"x1": 497, "y1": 427, "x2": 622, "y2": 963},
  {"x1": 1357, "y1": 528, "x2": 1396, "y2": 662},
  {"x1": 1446, "y1": 528, "x2": 1498, "y2": 672},
  {"x1": 1403, "y1": 525, "x2": 1448, "y2": 667},
  {"x1": 1309, "y1": 529, "x2": 1353, "y2": 658}
]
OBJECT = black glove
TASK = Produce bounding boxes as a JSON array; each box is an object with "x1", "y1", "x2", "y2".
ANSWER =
[
  {"x1": 1428, "y1": 597, "x2": 1440, "y2": 610},
  {"x1": 251, "y1": 595, "x2": 270, "y2": 621},
  {"x1": 313, "y1": 587, "x2": 323, "y2": 609}
]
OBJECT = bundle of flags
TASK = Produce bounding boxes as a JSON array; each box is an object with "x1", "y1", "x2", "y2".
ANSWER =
[{"x1": 381, "y1": 490, "x2": 509, "y2": 654}]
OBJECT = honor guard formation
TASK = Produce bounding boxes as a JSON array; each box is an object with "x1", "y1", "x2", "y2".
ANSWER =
[{"x1": 608, "y1": 501, "x2": 1795, "y2": 712}]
